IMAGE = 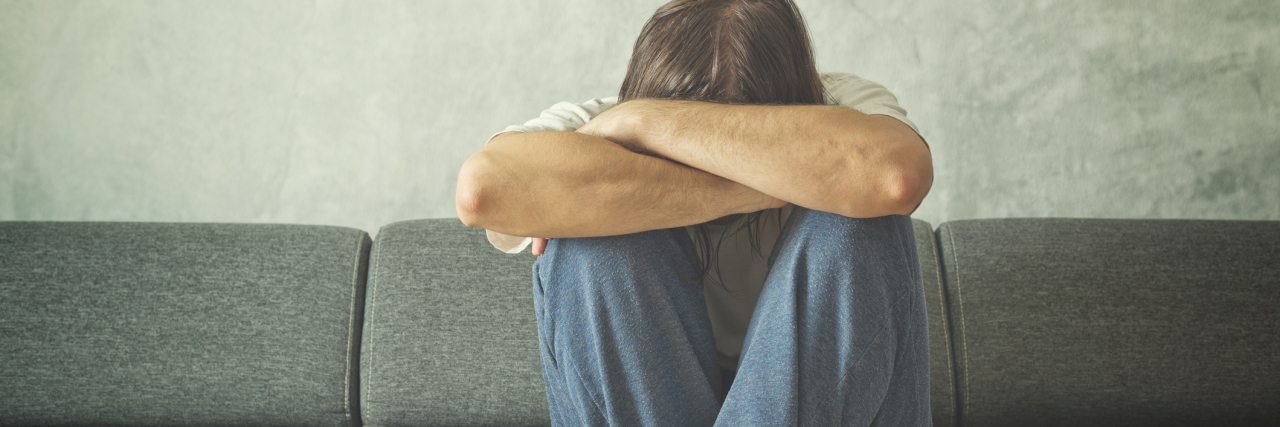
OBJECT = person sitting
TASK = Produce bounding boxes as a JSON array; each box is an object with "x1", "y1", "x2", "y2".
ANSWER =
[{"x1": 456, "y1": 0, "x2": 934, "y2": 425}]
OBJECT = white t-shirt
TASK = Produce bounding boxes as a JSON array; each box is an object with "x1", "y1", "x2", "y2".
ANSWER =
[{"x1": 484, "y1": 72, "x2": 920, "y2": 370}]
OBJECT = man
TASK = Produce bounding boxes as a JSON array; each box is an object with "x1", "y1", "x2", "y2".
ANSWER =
[{"x1": 456, "y1": 0, "x2": 933, "y2": 425}]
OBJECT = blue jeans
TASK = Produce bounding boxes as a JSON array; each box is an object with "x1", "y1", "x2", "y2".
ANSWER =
[{"x1": 531, "y1": 207, "x2": 931, "y2": 426}]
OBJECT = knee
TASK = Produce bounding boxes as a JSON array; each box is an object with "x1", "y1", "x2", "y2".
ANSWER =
[
  {"x1": 538, "y1": 228, "x2": 698, "y2": 287},
  {"x1": 546, "y1": 228, "x2": 690, "y2": 262},
  {"x1": 778, "y1": 209, "x2": 920, "y2": 294},
  {"x1": 788, "y1": 208, "x2": 914, "y2": 249}
]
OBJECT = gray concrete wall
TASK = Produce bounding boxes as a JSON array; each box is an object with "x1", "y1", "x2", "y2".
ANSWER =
[{"x1": 2, "y1": 0, "x2": 1276, "y2": 235}]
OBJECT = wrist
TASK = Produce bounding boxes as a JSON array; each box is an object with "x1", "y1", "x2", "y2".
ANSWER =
[
  {"x1": 617, "y1": 99, "x2": 674, "y2": 156},
  {"x1": 581, "y1": 100, "x2": 655, "y2": 154},
  {"x1": 718, "y1": 178, "x2": 778, "y2": 216}
]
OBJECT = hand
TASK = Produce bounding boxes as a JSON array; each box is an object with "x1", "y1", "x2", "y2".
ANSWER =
[
  {"x1": 532, "y1": 238, "x2": 549, "y2": 256},
  {"x1": 575, "y1": 100, "x2": 650, "y2": 154}
]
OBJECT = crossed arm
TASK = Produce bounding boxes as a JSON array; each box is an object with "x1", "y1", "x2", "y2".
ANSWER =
[{"x1": 455, "y1": 98, "x2": 932, "y2": 240}]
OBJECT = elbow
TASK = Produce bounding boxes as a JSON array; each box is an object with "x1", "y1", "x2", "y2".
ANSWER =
[
  {"x1": 883, "y1": 152, "x2": 933, "y2": 216},
  {"x1": 883, "y1": 171, "x2": 924, "y2": 216},
  {"x1": 828, "y1": 169, "x2": 927, "y2": 219},
  {"x1": 455, "y1": 155, "x2": 492, "y2": 228},
  {"x1": 455, "y1": 186, "x2": 484, "y2": 228}
]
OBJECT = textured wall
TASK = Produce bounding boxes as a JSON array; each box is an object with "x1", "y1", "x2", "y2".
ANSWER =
[{"x1": 2, "y1": 0, "x2": 1276, "y2": 234}]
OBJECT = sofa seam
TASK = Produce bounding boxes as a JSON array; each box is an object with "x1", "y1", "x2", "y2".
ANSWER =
[
  {"x1": 344, "y1": 232, "x2": 360, "y2": 425},
  {"x1": 945, "y1": 223, "x2": 970, "y2": 422},
  {"x1": 931, "y1": 225, "x2": 956, "y2": 423},
  {"x1": 365, "y1": 229, "x2": 384, "y2": 419}
]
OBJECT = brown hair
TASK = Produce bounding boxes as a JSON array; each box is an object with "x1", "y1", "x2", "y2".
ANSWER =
[{"x1": 619, "y1": 0, "x2": 826, "y2": 288}]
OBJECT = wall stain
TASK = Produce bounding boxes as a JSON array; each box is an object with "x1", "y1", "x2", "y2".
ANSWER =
[{"x1": 1192, "y1": 169, "x2": 1240, "y2": 202}]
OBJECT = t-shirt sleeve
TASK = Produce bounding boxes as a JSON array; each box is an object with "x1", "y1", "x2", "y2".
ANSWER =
[
  {"x1": 483, "y1": 96, "x2": 620, "y2": 253},
  {"x1": 820, "y1": 72, "x2": 923, "y2": 139},
  {"x1": 483, "y1": 96, "x2": 620, "y2": 145}
]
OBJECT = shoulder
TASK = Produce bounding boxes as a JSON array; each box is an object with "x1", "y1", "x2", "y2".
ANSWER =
[
  {"x1": 819, "y1": 72, "x2": 896, "y2": 106},
  {"x1": 818, "y1": 72, "x2": 919, "y2": 134},
  {"x1": 502, "y1": 96, "x2": 620, "y2": 134}
]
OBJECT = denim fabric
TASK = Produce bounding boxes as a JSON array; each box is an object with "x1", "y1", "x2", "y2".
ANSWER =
[{"x1": 532, "y1": 207, "x2": 931, "y2": 426}]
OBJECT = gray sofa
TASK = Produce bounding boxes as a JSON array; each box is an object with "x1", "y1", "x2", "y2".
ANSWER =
[{"x1": 2, "y1": 218, "x2": 1278, "y2": 426}]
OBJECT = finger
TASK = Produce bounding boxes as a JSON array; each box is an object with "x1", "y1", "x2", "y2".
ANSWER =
[{"x1": 532, "y1": 238, "x2": 547, "y2": 256}]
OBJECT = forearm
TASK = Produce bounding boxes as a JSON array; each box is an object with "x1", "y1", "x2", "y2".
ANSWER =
[
  {"x1": 608, "y1": 100, "x2": 932, "y2": 218},
  {"x1": 456, "y1": 131, "x2": 773, "y2": 238}
]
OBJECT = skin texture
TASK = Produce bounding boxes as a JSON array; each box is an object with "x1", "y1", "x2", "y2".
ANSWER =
[{"x1": 456, "y1": 98, "x2": 932, "y2": 255}]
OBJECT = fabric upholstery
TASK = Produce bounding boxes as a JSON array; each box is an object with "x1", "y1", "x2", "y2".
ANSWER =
[
  {"x1": 0, "y1": 222, "x2": 370, "y2": 426},
  {"x1": 937, "y1": 218, "x2": 1280, "y2": 427},
  {"x1": 912, "y1": 218, "x2": 956, "y2": 427},
  {"x1": 361, "y1": 219, "x2": 548, "y2": 427}
]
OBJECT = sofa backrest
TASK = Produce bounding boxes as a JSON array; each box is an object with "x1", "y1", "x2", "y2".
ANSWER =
[
  {"x1": 936, "y1": 218, "x2": 1280, "y2": 427},
  {"x1": 0, "y1": 222, "x2": 370, "y2": 426},
  {"x1": 7, "y1": 217, "x2": 1278, "y2": 426},
  {"x1": 360, "y1": 220, "x2": 548, "y2": 427}
]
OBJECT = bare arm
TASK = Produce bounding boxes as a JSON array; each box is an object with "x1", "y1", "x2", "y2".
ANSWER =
[
  {"x1": 588, "y1": 99, "x2": 933, "y2": 218},
  {"x1": 456, "y1": 130, "x2": 782, "y2": 238}
]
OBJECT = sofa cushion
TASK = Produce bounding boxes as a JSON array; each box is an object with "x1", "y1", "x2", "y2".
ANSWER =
[
  {"x1": 361, "y1": 219, "x2": 547, "y2": 426},
  {"x1": 937, "y1": 218, "x2": 1280, "y2": 427},
  {"x1": 0, "y1": 222, "x2": 369, "y2": 426}
]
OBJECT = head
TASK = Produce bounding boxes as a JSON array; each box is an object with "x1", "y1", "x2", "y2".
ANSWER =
[
  {"x1": 620, "y1": 0, "x2": 824, "y2": 105},
  {"x1": 620, "y1": 0, "x2": 825, "y2": 287}
]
